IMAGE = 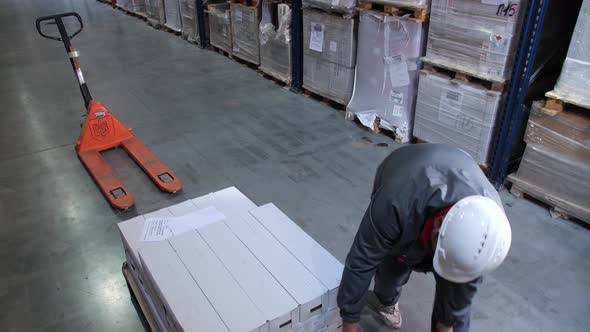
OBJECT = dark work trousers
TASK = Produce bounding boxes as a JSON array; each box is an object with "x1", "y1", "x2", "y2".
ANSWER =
[{"x1": 373, "y1": 257, "x2": 472, "y2": 332}]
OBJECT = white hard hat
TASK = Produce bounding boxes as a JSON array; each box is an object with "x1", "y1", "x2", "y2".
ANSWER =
[{"x1": 433, "y1": 196, "x2": 512, "y2": 283}]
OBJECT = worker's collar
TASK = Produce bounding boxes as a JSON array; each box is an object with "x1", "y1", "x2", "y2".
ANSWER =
[{"x1": 420, "y1": 206, "x2": 452, "y2": 255}]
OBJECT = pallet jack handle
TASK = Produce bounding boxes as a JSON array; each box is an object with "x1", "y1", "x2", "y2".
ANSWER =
[{"x1": 35, "y1": 12, "x2": 92, "y2": 108}]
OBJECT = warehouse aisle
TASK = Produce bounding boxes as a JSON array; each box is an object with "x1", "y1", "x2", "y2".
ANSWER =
[{"x1": 0, "y1": 0, "x2": 588, "y2": 331}]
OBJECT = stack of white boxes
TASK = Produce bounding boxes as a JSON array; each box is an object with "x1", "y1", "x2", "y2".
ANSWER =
[
  {"x1": 302, "y1": 0, "x2": 357, "y2": 105},
  {"x1": 414, "y1": 0, "x2": 527, "y2": 165},
  {"x1": 164, "y1": 0, "x2": 183, "y2": 32},
  {"x1": 347, "y1": 9, "x2": 427, "y2": 143},
  {"x1": 119, "y1": 187, "x2": 344, "y2": 332}
]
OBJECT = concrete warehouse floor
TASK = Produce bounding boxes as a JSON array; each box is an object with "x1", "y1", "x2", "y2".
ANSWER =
[{"x1": 1, "y1": 0, "x2": 588, "y2": 331}]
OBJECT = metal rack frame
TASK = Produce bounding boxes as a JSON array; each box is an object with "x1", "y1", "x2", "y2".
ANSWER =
[{"x1": 488, "y1": 0, "x2": 550, "y2": 187}]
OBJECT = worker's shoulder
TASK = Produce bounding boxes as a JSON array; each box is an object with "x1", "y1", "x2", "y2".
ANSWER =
[{"x1": 385, "y1": 144, "x2": 475, "y2": 167}]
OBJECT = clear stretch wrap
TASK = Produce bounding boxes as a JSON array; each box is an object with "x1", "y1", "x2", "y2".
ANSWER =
[
  {"x1": 413, "y1": 70, "x2": 502, "y2": 165},
  {"x1": 552, "y1": 0, "x2": 590, "y2": 108},
  {"x1": 231, "y1": 3, "x2": 262, "y2": 65},
  {"x1": 347, "y1": 11, "x2": 426, "y2": 143},
  {"x1": 208, "y1": 3, "x2": 232, "y2": 53},
  {"x1": 512, "y1": 102, "x2": 590, "y2": 222},
  {"x1": 164, "y1": 0, "x2": 183, "y2": 31},
  {"x1": 302, "y1": 0, "x2": 356, "y2": 15},
  {"x1": 145, "y1": 0, "x2": 166, "y2": 26},
  {"x1": 303, "y1": 9, "x2": 357, "y2": 104},
  {"x1": 118, "y1": 0, "x2": 147, "y2": 13},
  {"x1": 259, "y1": 1, "x2": 292, "y2": 83},
  {"x1": 180, "y1": 0, "x2": 198, "y2": 41},
  {"x1": 361, "y1": 0, "x2": 429, "y2": 7},
  {"x1": 427, "y1": 0, "x2": 527, "y2": 82}
]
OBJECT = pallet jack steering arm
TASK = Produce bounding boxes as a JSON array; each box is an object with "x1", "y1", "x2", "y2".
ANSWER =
[{"x1": 35, "y1": 12, "x2": 182, "y2": 210}]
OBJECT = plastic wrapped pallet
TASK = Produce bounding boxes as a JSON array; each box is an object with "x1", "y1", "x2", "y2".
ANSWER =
[
  {"x1": 230, "y1": 2, "x2": 262, "y2": 65},
  {"x1": 509, "y1": 102, "x2": 590, "y2": 223},
  {"x1": 209, "y1": 3, "x2": 233, "y2": 53},
  {"x1": 426, "y1": 0, "x2": 527, "y2": 82},
  {"x1": 259, "y1": 1, "x2": 292, "y2": 83},
  {"x1": 368, "y1": 0, "x2": 429, "y2": 6},
  {"x1": 413, "y1": 70, "x2": 502, "y2": 165},
  {"x1": 347, "y1": 11, "x2": 426, "y2": 143},
  {"x1": 303, "y1": 9, "x2": 357, "y2": 105},
  {"x1": 302, "y1": 0, "x2": 356, "y2": 15},
  {"x1": 118, "y1": 0, "x2": 146, "y2": 13},
  {"x1": 164, "y1": 0, "x2": 182, "y2": 31},
  {"x1": 552, "y1": 0, "x2": 590, "y2": 109},
  {"x1": 180, "y1": 0, "x2": 198, "y2": 41},
  {"x1": 145, "y1": 0, "x2": 166, "y2": 26}
]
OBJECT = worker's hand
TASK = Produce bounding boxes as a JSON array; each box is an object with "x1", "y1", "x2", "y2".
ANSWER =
[
  {"x1": 436, "y1": 322, "x2": 453, "y2": 332},
  {"x1": 341, "y1": 322, "x2": 359, "y2": 332}
]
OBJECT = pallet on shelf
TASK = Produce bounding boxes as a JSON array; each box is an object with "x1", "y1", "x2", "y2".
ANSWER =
[
  {"x1": 210, "y1": 45, "x2": 233, "y2": 58},
  {"x1": 122, "y1": 262, "x2": 162, "y2": 332},
  {"x1": 115, "y1": 3, "x2": 148, "y2": 20},
  {"x1": 345, "y1": 112, "x2": 411, "y2": 143},
  {"x1": 160, "y1": 24, "x2": 182, "y2": 36},
  {"x1": 357, "y1": 1, "x2": 429, "y2": 21},
  {"x1": 543, "y1": 90, "x2": 590, "y2": 116},
  {"x1": 422, "y1": 60, "x2": 506, "y2": 92}
]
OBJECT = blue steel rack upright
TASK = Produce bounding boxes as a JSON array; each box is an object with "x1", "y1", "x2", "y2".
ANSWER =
[{"x1": 488, "y1": 0, "x2": 550, "y2": 187}]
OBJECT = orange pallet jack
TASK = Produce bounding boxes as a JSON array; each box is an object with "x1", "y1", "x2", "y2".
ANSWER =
[{"x1": 36, "y1": 12, "x2": 182, "y2": 210}]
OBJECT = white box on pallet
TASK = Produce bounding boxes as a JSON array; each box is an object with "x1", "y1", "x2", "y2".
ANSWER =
[
  {"x1": 413, "y1": 70, "x2": 502, "y2": 165},
  {"x1": 164, "y1": 0, "x2": 182, "y2": 31},
  {"x1": 426, "y1": 0, "x2": 527, "y2": 81},
  {"x1": 347, "y1": 11, "x2": 426, "y2": 142},
  {"x1": 199, "y1": 221, "x2": 299, "y2": 331},
  {"x1": 139, "y1": 241, "x2": 229, "y2": 332},
  {"x1": 552, "y1": 0, "x2": 590, "y2": 108},
  {"x1": 170, "y1": 230, "x2": 269, "y2": 332},
  {"x1": 250, "y1": 204, "x2": 344, "y2": 311},
  {"x1": 303, "y1": 9, "x2": 357, "y2": 104}
]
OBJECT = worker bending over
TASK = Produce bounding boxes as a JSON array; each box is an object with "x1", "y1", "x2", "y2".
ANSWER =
[{"x1": 338, "y1": 144, "x2": 512, "y2": 332}]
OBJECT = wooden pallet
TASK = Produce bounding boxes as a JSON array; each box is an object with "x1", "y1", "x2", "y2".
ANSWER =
[
  {"x1": 160, "y1": 24, "x2": 182, "y2": 36},
  {"x1": 231, "y1": 53, "x2": 260, "y2": 69},
  {"x1": 122, "y1": 262, "x2": 162, "y2": 332},
  {"x1": 345, "y1": 112, "x2": 411, "y2": 143},
  {"x1": 258, "y1": 70, "x2": 291, "y2": 88},
  {"x1": 302, "y1": 88, "x2": 347, "y2": 111},
  {"x1": 542, "y1": 90, "x2": 590, "y2": 116},
  {"x1": 115, "y1": 4, "x2": 148, "y2": 20},
  {"x1": 508, "y1": 174, "x2": 589, "y2": 224},
  {"x1": 422, "y1": 61, "x2": 505, "y2": 92},
  {"x1": 357, "y1": 1, "x2": 429, "y2": 21},
  {"x1": 210, "y1": 45, "x2": 233, "y2": 58}
]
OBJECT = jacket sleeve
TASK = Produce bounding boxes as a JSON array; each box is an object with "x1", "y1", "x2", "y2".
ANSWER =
[
  {"x1": 432, "y1": 273, "x2": 483, "y2": 327},
  {"x1": 337, "y1": 187, "x2": 401, "y2": 323}
]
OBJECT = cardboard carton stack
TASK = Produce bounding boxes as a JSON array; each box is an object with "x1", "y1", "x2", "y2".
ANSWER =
[
  {"x1": 414, "y1": 0, "x2": 527, "y2": 165},
  {"x1": 119, "y1": 187, "x2": 344, "y2": 332},
  {"x1": 259, "y1": 0, "x2": 293, "y2": 84},
  {"x1": 347, "y1": 9, "x2": 427, "y2": 143},
  {"x1": 230, "y1": 1, "x2": 263, "y2": 65},
  {"x1": 302, "y1": 0, "x2": 357, "y2": 105},
  {"x1": 209, "y1": 3, "x2": 233, "y2": 53}
]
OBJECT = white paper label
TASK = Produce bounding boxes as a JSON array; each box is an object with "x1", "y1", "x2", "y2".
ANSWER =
[
  {"x1": 235, "y1": 10, "x2": 242, "y2": 21},
  {"x1": 389, "y1": 90, "x2": 404, "y2": 105},
  {"x1": 141, "y1": 207, "x2": 226, "y2": 241},
  {"x1": 309, "y1": 22, "x2": 324, "y2": 52},
  {"x1": 391, "y1": 105, "x2": 404, "y2": 117},
  {"x1": 332, "y1": 0, "x2": 340, "y2": 6},
  {"x1": 76, "y1": 68, "x2": 85, "y2": 84},
  {"x1": 439, "y1": 89, "x2": 464, "y2": 113},
  {"x1": 329, "y1": 41, "x2": 338, "y2": 52},
  {"x1": 385, "y1": 55, "x2": 410, "y2": 88}
]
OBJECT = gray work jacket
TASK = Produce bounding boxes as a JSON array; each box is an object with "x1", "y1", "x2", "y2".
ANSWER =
[{"x1": 337, "y1": 144, "x2": 503, "y2": 324}]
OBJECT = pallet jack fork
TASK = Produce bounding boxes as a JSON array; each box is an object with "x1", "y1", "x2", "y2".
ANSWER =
[{"x1": 36, "y1": 12, "x2": 182, "y2": 210}]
